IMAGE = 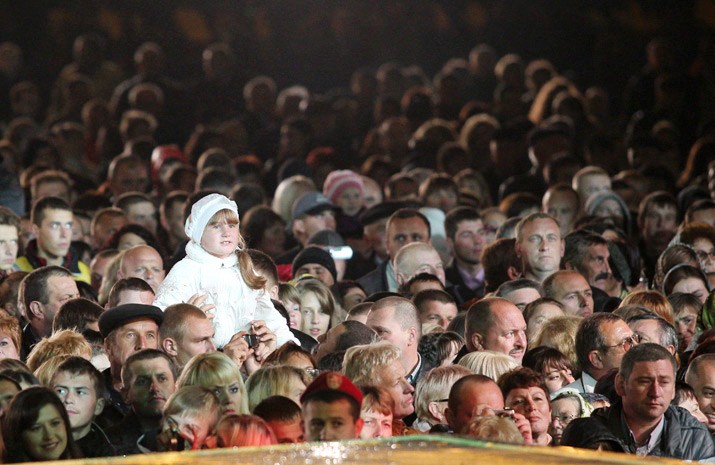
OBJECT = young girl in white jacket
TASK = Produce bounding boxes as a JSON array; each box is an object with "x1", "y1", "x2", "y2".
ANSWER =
[{"x1": 153, "y1": 193, "x2": 295, "y2": 348}]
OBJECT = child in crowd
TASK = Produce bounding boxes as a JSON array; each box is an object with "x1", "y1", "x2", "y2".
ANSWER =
[{"x1": 154, "y1": 194, "x2": 295, "y2": 348}]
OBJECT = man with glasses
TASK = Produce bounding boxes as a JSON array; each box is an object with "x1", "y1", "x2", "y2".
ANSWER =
[
  {"x1": 16, "y1": 196, "x2": 91, "y2": 283},
  {"x1": 566, "y1": 313, "x2": 638, "y2": 393}
]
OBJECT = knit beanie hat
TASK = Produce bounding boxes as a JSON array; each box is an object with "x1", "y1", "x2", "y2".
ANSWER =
[
  {"x1": 323, "y1": 170, "x2": 364, "y2": 204},
  {"x1": 184, "y1": 193, "x2": 238, "y2": 244},
  {"x1": 292, "y1": 246, "x2": 337, "y2": 282}
]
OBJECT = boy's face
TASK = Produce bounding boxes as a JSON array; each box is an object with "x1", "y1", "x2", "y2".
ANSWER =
[
  {"x1": 266, "y1": 417, "x2": 304, "y2": 444},
  {"x1": 52, "y1": 371, "x2": 103, "y2": 434}
]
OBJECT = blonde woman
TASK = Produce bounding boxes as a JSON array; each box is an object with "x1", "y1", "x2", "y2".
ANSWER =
[
  {"x1": 245, "y1": 365, "x2": 310, "y2": 412},
  {"x1": 177, "y1": 352, "x2": 249, "y2": 416}
]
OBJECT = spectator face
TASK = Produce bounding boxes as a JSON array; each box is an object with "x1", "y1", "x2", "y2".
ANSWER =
[
  {"x1": 597, "y1": 320, "x2": 637, "y2": 372},
  {"x1": 0, "y1": 225, "x2": 19, "y2": 271},
  {"x1": 201, "y1": 218, "x2": 239, "y2": 261},
  {"x1": 525, "y1": 303, "x2": 564, "y2": 343},
  {"x1": 549, "y1": 396, "x2": 580, "y2": 444},
  {"x1": 336, "y1": 187, "x2": 364, "y2": 217},
  {"x1": 35, "y1": 181, "x2": 70, "y2": 204},
  {"x1": 266, "y1": 417, "x2": 304, "y2": 444},
  {"x1": 691, "y1": 208, "x2": 715, "y2": 227},
  {"x1": 52, "y1": 371, "x2": 103, "y2": 436},
  {"x1": 364, "y1": 218, "x2": 389, "y2": 260},
  {"x1": 38, "y1": 276, "x2": 80, "y2": 329},
  {"x1": 575, "y1": 174, "x2": 610, "y2": 205},
  {"x1": 550, "y1": 272, "x2": 594, "y2": 317},
  {"x1": 299, "y1": 210, "x2": 336, "y2": 242},
  {"x1": 616, "y1": 359, "x2": 674, "y2": 424},
  {"x1": 35, "y1": 208, "x2": 73, "y2": 259},
  {"x1": 675, "y1": 308, "x2": 698, "y2": 351},
  {"x1": 258, "y1": 221, "x2": 286, "y2": 258},
  {"x1": 360, "y1": 408, "x2": 393, "y2": 439},
  {"x1": 419, "y1": 300, "x2": 457, "y2": 330},
  {"x1": 161, "y1": 201, "x2": 186, "y2": 244},
  {"x1": 676, "y1": 394, "x2": 708, "y2": 424},
  {"x1": 543, "y1": 190, "x2": 578, "y2": 236},
  {"x1": 125, "y1": 201, "x2": 157, "y2": 235},
  {"x1": 285, "y1": 299, "x2": 301, "y2": 330},
  {"x1": 342, "y1": 286, "x2": 366, "y2": 312},
  {"x1": 516, "y1": 218, "x2": 563, "y2": 278},
  {"x1": 303, "y1": 399, "x2": 363, "y2": 441},
  {"x1": 210, "y1": 380, "x2": 243, "y2": 416},
  {"x1": 300, "y1": 290, "x2": 330, "y2": 339},
  {"x1": 163, "y1": 410, "x2": 213, "y2": 450},
  {"x1": 425, "y1": 188, "x2": 458, "y2": 212},
  {"x1": 117, "y1": 232, "x2": 147, "y2": 251},
  {"x1": 481, "y1": 210, "x2": 507, "y2": 245},
  {"x1": 92, "y1": 214, "x2": 127, "y2": 250},
  {"x1": 120, "y1": 246, "x2": 165, "y2": 291},
  {"x1": 294, "y1": 263, "x2": 335, "y2": 287},
  {"x1": 505, "y1": 385, "x2": 551, "y2": 438},
  {"x1": 449, "y1": 219, "x2": 487, "y2": 266},
  {"x1": 125, "y1": 357, "x2": 175, "y2": 418},
  {"x1": 628, "y1": 319, "x2": 668, "y2": 350},
  {"x1": 580, "y1": 243, "x2": 612, "y2": 291},
  {"x1": 641, "y1": 204, "x2": 677, "y2": 250},
  {"x1": 0, "y1": 330, "x2": 19, "y2": 361},
  {"x1": 502, "y1": 287, "x2": 541, "y2": 311},
  {"x1": 693, "y1": 237, "x2": 715, "y2": 274},
  {"x1": 21, "y1": 404, "x2": 68, "y2": 461},
  {"x1": 0, "y1": 378, "x2": 19, "y2": 418},
  {"x1": 376, "y1": 358, "x2": 414, "y2": 419},
  {"x1": 396, "y1": 246, "x2": 445, "y2": 286},
  {"x1": 111, "y1": 163, "x2": 149, "y2": 196},
  {"x1": 446, "y1": 380, "x2": 504, "y2": 433},
  {"x1": 689, "y1": 361, "x2": 715, "y2": 432},
  {"x1": 480, "y1": 300, "x2": 528, "y2": 363},
  {"x1": 593, "y1": 199, "x2": 625, "y2": 229},
  {"x1": 542, "y1": 364, "x2": 574, "y2": 393},
  {"x1": 672, "y1": 277, "x2": 709, "y2": 305},
  {"x1": 386, "y1": 216, "x2": 429, "y2": 258},
  {"x1": 366, "y1": 306, "x2": 412, "y2": 356},
  {"x1": 105, "y1": 318, "x2": 159, "y2": 368},
  {"x1": 174, "y1": 316, "x2": 216, "y2": 367}
]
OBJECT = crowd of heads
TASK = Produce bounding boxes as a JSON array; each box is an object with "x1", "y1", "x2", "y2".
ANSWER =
[{"x1": 0, "y1": 24, "x2": 713, "y2": 462}]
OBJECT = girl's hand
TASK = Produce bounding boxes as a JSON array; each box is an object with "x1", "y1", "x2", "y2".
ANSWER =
[
  {"x1": 186, "y1": 293, "x2": 216, "y2": 320},
  {"x1": 249, "y1": 320, "x2": 277, "y2": 358}
]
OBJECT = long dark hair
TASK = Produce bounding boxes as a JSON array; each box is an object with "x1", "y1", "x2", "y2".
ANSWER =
[{"x1": 2, "y1": 386, "x2": 82, "y2": 462}]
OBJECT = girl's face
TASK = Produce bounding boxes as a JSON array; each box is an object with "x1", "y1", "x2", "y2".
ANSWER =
[
  {"x1": 201, "y1": 217, "x2": 240, "y2": 259},
  {"x1": 336, "y1": 187, "x2": 364, "y2": 217},
  {"x1": 118, "y1": 232, "x2": 147, "y2": 251},
  {"x1": 211, "y1": 381, "x2": 243, "y2": 415},
  {"x1": 342, "y1": 286, "x2": 367, "y2": 312},
  {"x1": 22, "y1": 404, "x2": 68, "y2": 461},
  {"x1": 300, "y1": 291, "x2": 330, "y2": 338},
  {"x1": 673, "y1": 277, "x2": 709, "y2": 304},
  {"x1": 675, "y1": 307, "x2": 699, "y2": 350},
  {"x1": 526, "y1": 303, "x2": 564, "y2": 343},
  {"x1": 542, "y1": 364, "x2": 575, "y2": 393},
  {"x1": 285, "y1": 300, "x2": 302, "y2": 330},
  {"x1": 0, "y1": 379, "x2": 19, "y2": 418}
]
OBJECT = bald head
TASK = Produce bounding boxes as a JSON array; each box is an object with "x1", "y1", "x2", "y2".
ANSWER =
[
  {"x1": 685, "y1": 354, "x2": 715, "y2": 432},
  {"x1": 445, "y1": 374, "x2": 504, "y2": 433},
  {"x1": 118, "y1": 245, "x2": 165, "y2": 291},
  {"x1": 394, "y1": 242, "x2": 445, "y2": 286}
]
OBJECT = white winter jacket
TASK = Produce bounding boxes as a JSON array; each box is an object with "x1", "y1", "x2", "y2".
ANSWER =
[{"x1": 153, "y1": 242, "x2": 296, "y2": 348}]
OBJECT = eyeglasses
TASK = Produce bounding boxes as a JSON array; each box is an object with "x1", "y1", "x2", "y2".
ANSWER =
[
  {"x1": 696, "y1": 249, "x2": 715, "y2": 262},
  {"x1": 551, "y1": 414, "x2": 578, "y2": 425},
  {"x1": 601, "y1": 334, "x2": 640, "y2": 352},
  {"x1": 305, "y1": 368, "x2": 320, "y2": 379}
]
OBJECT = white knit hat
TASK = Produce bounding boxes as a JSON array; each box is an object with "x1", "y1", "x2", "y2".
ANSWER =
[{"x1": 184, "y1": 193, "x2": 238, "y2": 243}]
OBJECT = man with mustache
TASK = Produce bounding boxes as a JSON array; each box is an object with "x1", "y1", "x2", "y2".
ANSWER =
[
  {"x1": 105, "y1": 349, "x2": 177, "y2": 455},
  {"x1": 465, "y1": 297, "x2": 528, "y2": 364},
  {"x1": 563, "y1": 230, "x2": 614, "y2": 294},
  {"x1": 565, "y1": 344, "x2": 713, "y2": 460},
  {"x1": 543, "y1": 270, "x2": 594, "y2": 318},
  {"x1": 638, "y1": 192, "x2": 678, "y2": 285}
]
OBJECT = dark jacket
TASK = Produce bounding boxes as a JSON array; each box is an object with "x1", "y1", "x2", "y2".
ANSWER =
[
  {"x1": 76, "y1": 423, "x2": 116, "y2": 458},
  {"x1": 105, "y1": 411, "x2": 158, "y2": 456},
  {"x1": 444, "y1": 262, "x2": 483, "y2": 306},
  {"x1": 568, "y1": 401, "x2": 715, "y2": 461},
  {"x1": 356, "y1": 260, "x2": 389, "y2": 296}
]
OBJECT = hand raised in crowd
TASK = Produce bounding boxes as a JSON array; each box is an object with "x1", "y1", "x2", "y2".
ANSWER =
[{"x1": 186, "y1": 293, "x2": 216, "y2": 320}]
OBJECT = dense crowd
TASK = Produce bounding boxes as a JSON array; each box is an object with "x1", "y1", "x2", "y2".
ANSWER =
[{"x1": 0, "y1": 28, "x2": 714, "y2": 462}]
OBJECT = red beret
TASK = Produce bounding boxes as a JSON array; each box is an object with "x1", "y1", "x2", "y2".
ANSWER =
[{"x1": 301, "y1": 371, "x2": 363, "y2": 406}]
